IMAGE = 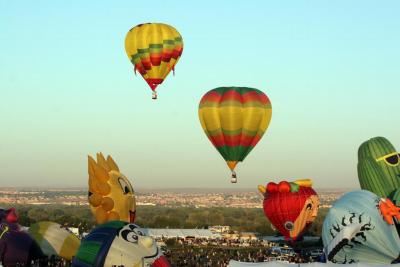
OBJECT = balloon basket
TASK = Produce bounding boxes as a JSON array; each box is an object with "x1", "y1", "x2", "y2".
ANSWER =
[{"x1": 230, "y1": 171, "x2": 237, "y2": 183}]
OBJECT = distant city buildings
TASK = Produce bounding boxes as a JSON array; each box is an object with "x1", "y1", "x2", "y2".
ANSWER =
[
  {"x1": 209, "y1": 225, "x2": 231, "y2": 234},
  {"x1": 0, "y1": 188, "x2": 345, "y2": 208}
]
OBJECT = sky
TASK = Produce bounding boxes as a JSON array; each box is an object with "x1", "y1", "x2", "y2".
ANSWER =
[{"x1": 1, "y1": 1, "x2": 400, "y2": 189}]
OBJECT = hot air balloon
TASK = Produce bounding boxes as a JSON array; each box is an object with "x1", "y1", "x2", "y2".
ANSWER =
[
  {"x1": 125, "y1": 23, "x2": 183, "y2": 99},
  {"x1": 88, "y1": 153, "x2": 136, "y2": 225},
  {"x1": 198, "y1": 87, "x2": 272, "y2": 183},
  {"x1": 0, "y1": 208, "x2": 45, "y2": 265},
  {"x1": 0, "y1": 208, "x2": 18, "y2": 227},
  {"x1": 28, "y1": 221, "x2": 80, "y2": 260},
  {"x1": 322, "y1": 190, "x2": 400, "y2": 264},
  {"x1": 72, "y1": 221, "x2": 170, "y2": 267},
  {"x1": 358, "y1": 137, "x2": 400, "y2": 201},
  {"x1": 258, "y1": 179, "x2": 319, "y2": 241}
]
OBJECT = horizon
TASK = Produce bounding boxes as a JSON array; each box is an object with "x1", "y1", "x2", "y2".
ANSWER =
[
  {"x1": 0, "y1": 186, "x2": 356, "y2": 192},
  {"x1": 1, "y1": 1, "x2": 400, "y2": 188}
]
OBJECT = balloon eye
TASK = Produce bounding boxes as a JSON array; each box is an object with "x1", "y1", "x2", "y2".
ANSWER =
[
  {"x1": 127, "y1": 232, "x2": 138, "y2": 243},
  {"x1": 385, "y1": 154, "x2": 400, "y2": 166},
  {"x1": 284, "y1": 221, "x2": 294, "y2": 231},
  {"x1": 118, "y1": 178, "x2": 132, "y2": 195},
  {"x1": 306, "y1": 203, "x2": 313, "y2": 210},
  {"x1": 136, "y1": 230, "x2": 144, "y2": 236}
]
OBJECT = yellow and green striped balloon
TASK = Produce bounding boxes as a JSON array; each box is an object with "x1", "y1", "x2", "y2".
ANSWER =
[
  {"x1": 28, "y1": 221, "x2": 80, "y2": 260},
  {"x1": 198, "y1": 87, "x2": 272, "y2": 182},
  {"x1": 125, "y1": 23, "x2": 183, "y2": 99}
]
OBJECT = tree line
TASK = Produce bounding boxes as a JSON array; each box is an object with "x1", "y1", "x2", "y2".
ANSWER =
[{"x1": 0, "y1": 203, "x2": 328, "y2": 236}]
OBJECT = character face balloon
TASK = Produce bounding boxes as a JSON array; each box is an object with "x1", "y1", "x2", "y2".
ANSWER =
[
  {"x1": 358, "y1": 137, "x2": 400, "y2": 199},
  {"x1": 322, "y1": 190, "x2": 400, "y2": 264},
  {"x1": 72, "y1": 221, "x2": 169, "y2": 267},
  {"x1": 105, "y1": 224, "x2": 159, "y2": 267},
  {"x1": 261, "y1": 180, "x2": 319, "y2": 241},
  {"x1": 88, "y1": 153, "x2": 136, "y2": 224}
]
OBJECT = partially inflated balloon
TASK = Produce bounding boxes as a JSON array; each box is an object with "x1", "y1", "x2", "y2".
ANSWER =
[
  {"x1": 125, "y1": 23, "x2": 183, "y2": 99},
  {"x1": 259, "y1": 179, "x2": 319, "y2": 241},
  {"x1": 0, "y1": 207, "x2": 18, "y2": 225},
  {"x1": 0, "y1": 210, "x2": 45, "y2": 265},
  {"x1": 88, "y1": 153, "x2": 136, "y2": 224},
  {"x1": 198, "y1": 87, "x2": 272, "y2": 183},
  {"x1": 72, "y1": 221, "x2": 170, "y2": 267},
  {"x1": 322, "y1": 190, "x2": 400, "y2": 264},
  {"x1": 28, "y1": 221, "x2": 80, "y2": 260},
  {"x1": 358, "y1": 137, "x2": 400, "y2": 200}
]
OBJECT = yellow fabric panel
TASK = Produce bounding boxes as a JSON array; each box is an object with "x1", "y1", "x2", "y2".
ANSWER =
[
  {"x1": 219, "y1": 106, "x2": 243, "y2": 132},
  {"x1": 199, "y1": 106, "x2": 269, "y2": 132},
  {"x1": 58, "y1": 233, "x2": 80, "y2": 260},
  {"x1": 199, "y1": 107, "x2": 222, "y2": 133},
  {"x1": 258, "y1": 108, "x2": 272, "y2": 133},
  {"x1": 29, "y1": 222, "x2": 80, "y2": 261},
  {"x1": 124, "y1": 30, "x2": 137, "y2": 58}
]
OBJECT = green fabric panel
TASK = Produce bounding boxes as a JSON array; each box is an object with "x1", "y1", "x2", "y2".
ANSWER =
[
  {"x1": 137, "y1": 48, "x2": 150, "y2": 53},
  {"x1": 132, "y1": 54, "x2": 141, "y2": 61},
  {"x1": 100, "y1": 220, "x2": 126, "y2": 229},
  {"x1": 163, "y1": 39, "x2": 174, "y2": 45},
  {"x1": 149, "y1": 44, "x2": 163, "y2": 48},
  {"x1": 215, "y1": 145, "x2": 255, "y2": 161},
  {"x1": 389, "y1": 188, "x2": 400, "y2": 206},
  {"x1": 75, "y1": 242, "x2": 101, "y2": 265}
]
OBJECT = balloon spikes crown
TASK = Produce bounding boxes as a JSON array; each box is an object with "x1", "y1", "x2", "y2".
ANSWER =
[
  {"x1": 258, "y1": 179, "x2": 313, "y2": 195},
  {"x1": 88, "y1": 153, "x2": 120, "y2": 220}
]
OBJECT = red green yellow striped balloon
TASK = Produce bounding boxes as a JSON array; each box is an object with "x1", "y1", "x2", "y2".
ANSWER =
[
  {"x1": 125, "y1": 23, "x2": 183, "y2": 99},
  {"x1": 198, "y1": 87, "x2": 272, "y2": 182}
]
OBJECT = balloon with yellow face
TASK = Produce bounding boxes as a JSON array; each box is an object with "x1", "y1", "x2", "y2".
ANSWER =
[{"x1": 88, "y1": 153, "x2": 136, "y2": 224}]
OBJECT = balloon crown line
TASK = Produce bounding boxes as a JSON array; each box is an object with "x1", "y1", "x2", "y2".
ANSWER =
[{"x1": 258, "y1": 179, "x2": 313, "y2": 194}]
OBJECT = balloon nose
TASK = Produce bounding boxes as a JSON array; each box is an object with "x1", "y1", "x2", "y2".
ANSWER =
[{"x1": 140, "y1": 236, "x2": 154, "y2": 248}]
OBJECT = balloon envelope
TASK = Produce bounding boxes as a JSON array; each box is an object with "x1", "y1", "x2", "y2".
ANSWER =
[
  {"x1": 262, "y1": 181, "x2": 319, "y2": 241},
  {"x1": 357, "y1": 137, "x2": 400, "y2": 199},
  {"x1": 322, "y1": 190, "x2": 400, "y2": 264},
  {"x1": 88, "y1": 153, "x2": 136, "y2": 225},
  {"x1": 72, "y1": 221, "x2": 169, "y2": 267},
  {"x1": 198, "y1": 87, "x2": 272, "y2": 178},
  {"x1": 0, "y1": 222, "x2": 45, "y2": 265},
  {"x1": 125, "y1": 23, "x2": 183, "y2": 95},
  {"x1": 28, "y1": 221, "x2": 80, "y2": 260}
]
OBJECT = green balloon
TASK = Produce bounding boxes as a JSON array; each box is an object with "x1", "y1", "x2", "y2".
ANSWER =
[{"x1": 357, "y1": 137, "x2": 400, "y2": 199}]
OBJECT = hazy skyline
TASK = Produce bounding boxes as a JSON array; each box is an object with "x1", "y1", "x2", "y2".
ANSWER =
[{"x1": 1, "y1": 1, "x2": 400, "y2": 189}]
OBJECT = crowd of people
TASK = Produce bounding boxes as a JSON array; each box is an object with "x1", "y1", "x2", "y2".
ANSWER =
[
  {"x1": 0, "y1": 256, "x2": 72, "y2": 267},
  {"x1": 165, "y1": 237, "x2": 269, "y2": 248},
  {"x1": 159, "y1": 236, "x2": 324, "y2": 267},
  {"x1": 0, "y1": 235, "x2": 323, "y2": 266},
  {"x1": 165, "y1": 245, "x2": 324, "y2": 267}
]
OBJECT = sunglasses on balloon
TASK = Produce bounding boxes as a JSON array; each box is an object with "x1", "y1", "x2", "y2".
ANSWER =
[{"x1": 375, "y1": 152, "x2": 400, "y2": 167}]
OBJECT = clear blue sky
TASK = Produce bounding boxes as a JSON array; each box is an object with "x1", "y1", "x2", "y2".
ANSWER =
[{"x1": 1, "y1": 1, "x2": 400, "y2": 188}]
